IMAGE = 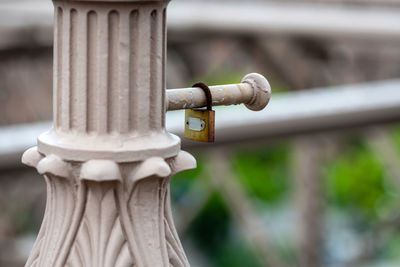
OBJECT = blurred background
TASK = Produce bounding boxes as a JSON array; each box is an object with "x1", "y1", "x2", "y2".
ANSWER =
[{"x1": 1, "y1": 0, "x2": 400, "y2": 266}]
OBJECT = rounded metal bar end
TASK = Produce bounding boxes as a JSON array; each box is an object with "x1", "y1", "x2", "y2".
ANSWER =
[{"x1": 242, "y1": 73, "x2": 271, "y2": 111}]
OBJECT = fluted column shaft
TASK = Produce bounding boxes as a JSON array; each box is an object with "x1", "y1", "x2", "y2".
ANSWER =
[
  {"x1": 53, "y1": 1, "x2": 167, "y2": 135},
  {"x1": 38, "y1": 0, "x2": 179, "y2": 162}
]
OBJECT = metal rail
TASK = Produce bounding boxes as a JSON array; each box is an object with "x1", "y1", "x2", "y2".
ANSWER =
[
  {"x1": 2, "y1": 79, "x2": 400, "y2": 169},
  {"x1": 167, "y1": 2, "x2": 400, "y2": 41},
  {"x1": 0, "y1": 1, "x2": 399, "y2": 49}
]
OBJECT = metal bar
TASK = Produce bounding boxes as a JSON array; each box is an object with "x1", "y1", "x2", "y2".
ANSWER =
[
  {"x1": 167, "y1": 83, "x2": 253, "y2": 110},
  {"x1": 166, "y1": 73, "x2": 271, "y2": 111}
]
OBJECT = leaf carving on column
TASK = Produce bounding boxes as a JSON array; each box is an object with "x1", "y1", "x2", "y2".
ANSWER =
[
  {"x1": 163, "y1": 185, "x2": 190, "y2": 267},
  {"x1": 22, "y1": 147, "x2": 46, "y2": 266},
  {"x1": 25, "y1": 175, "x2": 50, "y2": 267},
  {"x1": 116, "y1": 158, "x2": 170, "y2": 266},
  {"x1": 116, "y1": 156, "x2": 193, "y2": 267},
  {"x1": 30, "y1": 175, "x2": 73, "y2": 267},
  {"x1": 67, "y1": 182, "x2": 134, "y2": 267},
  {"x1": 117, "y1": 177, "x2": 169, "y2": 266},
  {"x1": 24, "y1": 154, "x2": 87, "y2": 267},
  {"x1": 24, "y1": 151, "x2": 196, "y2": 267},
  {"x1": 164, "y1": 151, "x2": 196, "y2": 266}
]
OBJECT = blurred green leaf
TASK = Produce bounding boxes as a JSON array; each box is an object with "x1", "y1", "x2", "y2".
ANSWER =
[
  {"x1": 216, "y1": 240, "x2": 262, "y2": 267},
  {"x1": 232, "y1": 144, "x2": 290, "y2": 204},
  {"x1": 324, "y1": 138, "x2": 395, "y2": 221},
  {"x1": 383, "y1": 230, "x2": 400, "y2": 261},
  {"x1": 188, "y1": 193, "x2": 231, "y2": 257},
  {"x1": 170, "y1": 155, "x2": 205, "y2": 202}
]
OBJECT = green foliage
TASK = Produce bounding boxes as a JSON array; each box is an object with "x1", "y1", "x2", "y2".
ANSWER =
[
  {"x1": 216, "y1": 240, "x2": 262, "y2": 267},
  {"x1": 188, "y1": 193, "x2": 232, "y2": 257},
  {"x1": 324, "y1": 138, "x2": 395, "y2": 221},
  {"x1": 188, "y1": 192, "x2": 263, "y2": 267},
  {"x1": 232, "y1": 144, "x2": 291, "y2": 204},
  {"x1": 383, "y1": 230, "x2": 400, "y2": 261},
  {"x1": 170, "y1": 154, "x2": 204, "y2": 202}
]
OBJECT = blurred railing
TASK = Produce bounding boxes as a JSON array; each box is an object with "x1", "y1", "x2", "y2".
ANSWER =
[{"x1": 0, "y1": 0, "x2": 400, "y2": 50}]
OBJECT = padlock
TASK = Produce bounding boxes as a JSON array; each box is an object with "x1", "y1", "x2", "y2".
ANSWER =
[{"x1": 184, "y1": 82, "x2": 215, "y2": 142}]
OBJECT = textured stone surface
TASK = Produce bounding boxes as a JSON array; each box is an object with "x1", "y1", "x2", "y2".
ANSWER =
[{"x1": 23, "y1": 1, "x2": 195, "y2": 266}]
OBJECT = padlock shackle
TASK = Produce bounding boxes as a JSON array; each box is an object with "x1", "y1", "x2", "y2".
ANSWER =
[{"x1": 192, "y1": 82, "x2": 213, "y2": 111}]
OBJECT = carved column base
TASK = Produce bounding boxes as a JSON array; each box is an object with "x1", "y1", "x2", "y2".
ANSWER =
[{"x1": 23, "y1": 147, "x2": 195, "y2": 267}]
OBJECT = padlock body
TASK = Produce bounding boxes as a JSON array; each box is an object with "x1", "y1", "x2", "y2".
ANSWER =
[{"x1": 184, "y1": 109, "x2": 215, "y2": 142}]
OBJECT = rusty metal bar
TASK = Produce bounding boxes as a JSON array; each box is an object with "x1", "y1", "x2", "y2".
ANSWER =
[{"x1": 166, "y1": 73, "x2": 271, "y2": 111}]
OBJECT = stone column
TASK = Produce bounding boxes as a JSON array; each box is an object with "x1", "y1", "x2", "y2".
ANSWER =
[{"x1": 22, "y1": 0, "x2": 195, "y2": 266}]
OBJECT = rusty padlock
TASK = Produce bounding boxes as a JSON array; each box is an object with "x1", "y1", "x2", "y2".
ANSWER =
[{"x1": 184, "y1": 82, "x2": 215, "y2": 142}]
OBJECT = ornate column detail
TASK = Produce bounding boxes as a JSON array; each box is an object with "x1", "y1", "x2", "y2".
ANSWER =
[{"x1": 23, "y1": 0, "x2": 195, "y2": 266}]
